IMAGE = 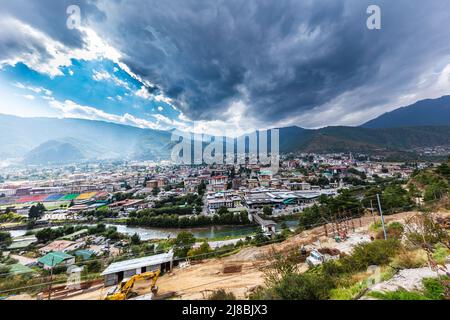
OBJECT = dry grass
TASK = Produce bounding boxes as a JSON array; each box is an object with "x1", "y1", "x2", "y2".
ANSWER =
[{"x1": 391, "y1": 249, "x2": 428, "y2": 269}]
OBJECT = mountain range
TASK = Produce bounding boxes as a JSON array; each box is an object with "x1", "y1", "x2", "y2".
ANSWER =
[
  {"x1": 0, "y1": 114, "x2": 173, "y2": 164},
  {"x1": 1, "y1": 95, "x2": 450, "y2": 165},
  {"x1": 362, "y1": 95, "x2": 450, "y2": 128}
]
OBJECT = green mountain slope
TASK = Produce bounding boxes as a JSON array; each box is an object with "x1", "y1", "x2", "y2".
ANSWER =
[
  {"x1": 0, "y1": 114, "x2": 172, "y2": 161},
  {"x1": 23, "y1": 140, "x2": 85, "y2": 165},
  {"x1": 362, "y1": 95, "x2": 450, "y2": 129}
]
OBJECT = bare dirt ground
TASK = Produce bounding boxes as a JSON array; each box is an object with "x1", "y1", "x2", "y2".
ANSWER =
[
  {"x1": 367, "y1": 264, "x2": 449, "y2": 294},
  {"x1": 64, "y1": 210, "x2": 449, "y2": 300}
]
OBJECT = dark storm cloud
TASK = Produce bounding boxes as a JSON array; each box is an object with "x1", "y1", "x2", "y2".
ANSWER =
[
  {"x1": 2, "y1": 0, "x2": 450, "y2": 128},
  {"x1": 87, "y1": 0, "x2": 450, "y2": 127},
  {"x1": 0, "y1": 0, "x2": 104, "y2": 48}
]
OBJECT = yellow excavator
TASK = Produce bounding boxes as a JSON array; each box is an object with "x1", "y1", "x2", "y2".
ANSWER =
[{"x1": 104, "y1": 270, "x2": 160, "y2": 300}]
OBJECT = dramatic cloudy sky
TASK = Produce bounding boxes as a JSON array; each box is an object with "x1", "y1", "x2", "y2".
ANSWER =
[{"x1": 1, "y1": 0, "x2": 450, "y2": 136}]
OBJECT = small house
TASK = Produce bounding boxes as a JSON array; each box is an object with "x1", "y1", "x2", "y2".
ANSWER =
[{"x1": 38, "y1": 251, "x2": 75, "y2": 270}]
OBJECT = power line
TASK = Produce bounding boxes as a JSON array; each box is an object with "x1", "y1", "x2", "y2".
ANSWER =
[{"x1": 0, "y1": 235, "x2": 291, "y2": 295}]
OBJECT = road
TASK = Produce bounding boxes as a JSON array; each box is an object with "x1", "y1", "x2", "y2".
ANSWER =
[{"x1": 194, "y1": 238, "x2": 245, "y2": 249}]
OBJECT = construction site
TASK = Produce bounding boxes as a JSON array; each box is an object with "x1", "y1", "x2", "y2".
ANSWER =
[{"x1": 28, "y1": 210, "x2": 443, "y2": 301}]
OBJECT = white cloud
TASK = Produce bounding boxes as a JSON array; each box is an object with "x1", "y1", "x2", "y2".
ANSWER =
[
  {"x1": 92, "y1": 70, "x2": 111, "y2": 81},
  {"x1": 135, "y1": 86, "x2": 151, "y2": 99},
  {"x1": 14, "y1": 82, "x2": 52, "y2": 97},
  {"x1": 47, "y1": 98, "x2": 163, "y2": 130},
  {"x1": 22, "y1": 94, "x2": 35, "y2": 100},
  {"x1": 163, "y1": 100, "x2": 263, "y2": 137},
  {"x1": 92, "y1": 69, "x2": 131, "y2": 91},
  {"x1": 157, "y1": 106, "x2": 164, "y2": 112}
]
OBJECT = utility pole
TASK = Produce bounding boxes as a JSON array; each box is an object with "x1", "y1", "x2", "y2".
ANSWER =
[
  {"x1": 48, "y1": 256, "x2": 55, "y2": 300},
  {"x1": 376, "y1": 194, "x2": 387, "y2": 240},
  {"x1": 370, "y1": 200, "x2": 376, "y2": 224}
]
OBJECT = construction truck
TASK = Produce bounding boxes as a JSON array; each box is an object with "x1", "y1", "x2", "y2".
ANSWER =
[{"x1": 104, "y1": 270, "x2": 160, "y2": 300}]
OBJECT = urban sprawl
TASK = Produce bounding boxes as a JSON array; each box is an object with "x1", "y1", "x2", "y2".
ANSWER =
[{"x1": 0, "y1": 153, "x2": 448, "y2": 300}]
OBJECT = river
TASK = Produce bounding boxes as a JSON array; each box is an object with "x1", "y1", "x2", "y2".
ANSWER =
[{"x1": 8, "y1": 220, "x2": 299, "y2": 241}]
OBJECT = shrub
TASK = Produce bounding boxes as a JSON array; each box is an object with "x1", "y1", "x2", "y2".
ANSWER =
[
  {"x1": 85, "y1": 260, "x2": 102, "y2": 274},
  {"x1": 369, "y1": 289, "x2": 429, "y2": 300},
  {"x1": 343, "y1": 239, "x2": 401, "y2": 272},
  {"x1": 207, "y1": 289, "x2": 236, "y2": 300},
  {"x1": 432, "y1": 244, "x2": 448, "y2": 265},
  {"x1": 272, "y1": 273, "x2": 334, "y2": 300},
  {"x1": 369, "y1": 221, "x2": 382, "y2": 232},
  {"x1": 422, "y1": 277, "x2": 447, "y2": 300},
  {"x1": 386, "y1": 222, "x2": 404, "y2": 239},
  {"x1": 329, "y1": 281, "x2": 368, "y2": 300},
  {"x1": 391, "y1": 249, "x2": 427, "y2": 269}
]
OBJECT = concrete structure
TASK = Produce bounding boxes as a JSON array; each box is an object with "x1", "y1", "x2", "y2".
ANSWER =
[
  {"x1": 101, "y1": 251, "x2": 174, "y2": 286},
  {"x1": 250, "y1": 213, "x2": 277, "y2": 234}
]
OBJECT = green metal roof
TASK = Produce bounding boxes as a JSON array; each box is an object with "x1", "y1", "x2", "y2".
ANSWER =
[
  {"x1": 74, "y1": 249, "x2": 94, "y2": 260},
  {"x1": 38, "y1": 251, "x2": 74, "y2": 267}
]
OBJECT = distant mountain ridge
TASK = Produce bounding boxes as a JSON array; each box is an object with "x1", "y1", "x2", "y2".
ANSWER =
[
  {"x1": 362, "y1": 95, "x2": 450, "y2": 129},
  {"x1": 0, "y1": 114, "x2": 173, "y2": 162},
  {"x1": 23, "y1": 140, "x2": 85, "y2": 165},
  {"x1": 1, "y1": 102, "x2": 450, "y2": 165},
  {"x1": 277, "y1": 125, "x2": 450, "y2": 154}
]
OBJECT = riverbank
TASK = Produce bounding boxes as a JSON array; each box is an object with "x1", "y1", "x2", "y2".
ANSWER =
[{"x1": 5, "y1": 218, "x2": 299, "y2": 242}]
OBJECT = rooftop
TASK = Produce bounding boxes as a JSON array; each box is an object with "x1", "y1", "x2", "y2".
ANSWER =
[
  {"x1": 101, "y1": 251, "x2": 174, "y2": 276},
  {"x1": 38, "y1": 251, "x2": 74, "y2": 267}
]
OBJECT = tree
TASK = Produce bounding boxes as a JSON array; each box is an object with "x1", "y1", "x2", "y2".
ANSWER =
[
  {"x1": 0, "y1": 231, "x2": 11, "y2": 247},
  {"x1": 28, "y1": 203, "x2": 45, "y2": 220},
  {"x1": 130, "y1": 233, "x2": 141, "y2": 245},
  {"x1": 424, "y1": 181, "x2": 448, "y2": 202},
  {"x1": 152, "y1": 187, "x2": 160, "y2": 196},
  {"x1": 407, "y1": 183, "x2": 422, "y2": 198},
  {"x1": 253, "y1": 229, "x2": 268, "y2": 246},
  {"x1": 36, "y1": 228, "x2": 62, "y2": 243},
  {"x1": 263, "y1": 206, "x2": 273, "y2": 216},
  {"x1": 188, "y1": 241, "x2": 212, "y2": 260},
  {"x1": 217, "y1": 206, "x2": 229, "y2": 215},
  {"x1": 173, "y1": 231, "x2": 196, "y2": 258},
  {"x1": 381, "y1": 184, "x2": 412, "y2": 212},
  {"x1": 197, "y1": 181, "x2": 207, "y2": 196}
]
